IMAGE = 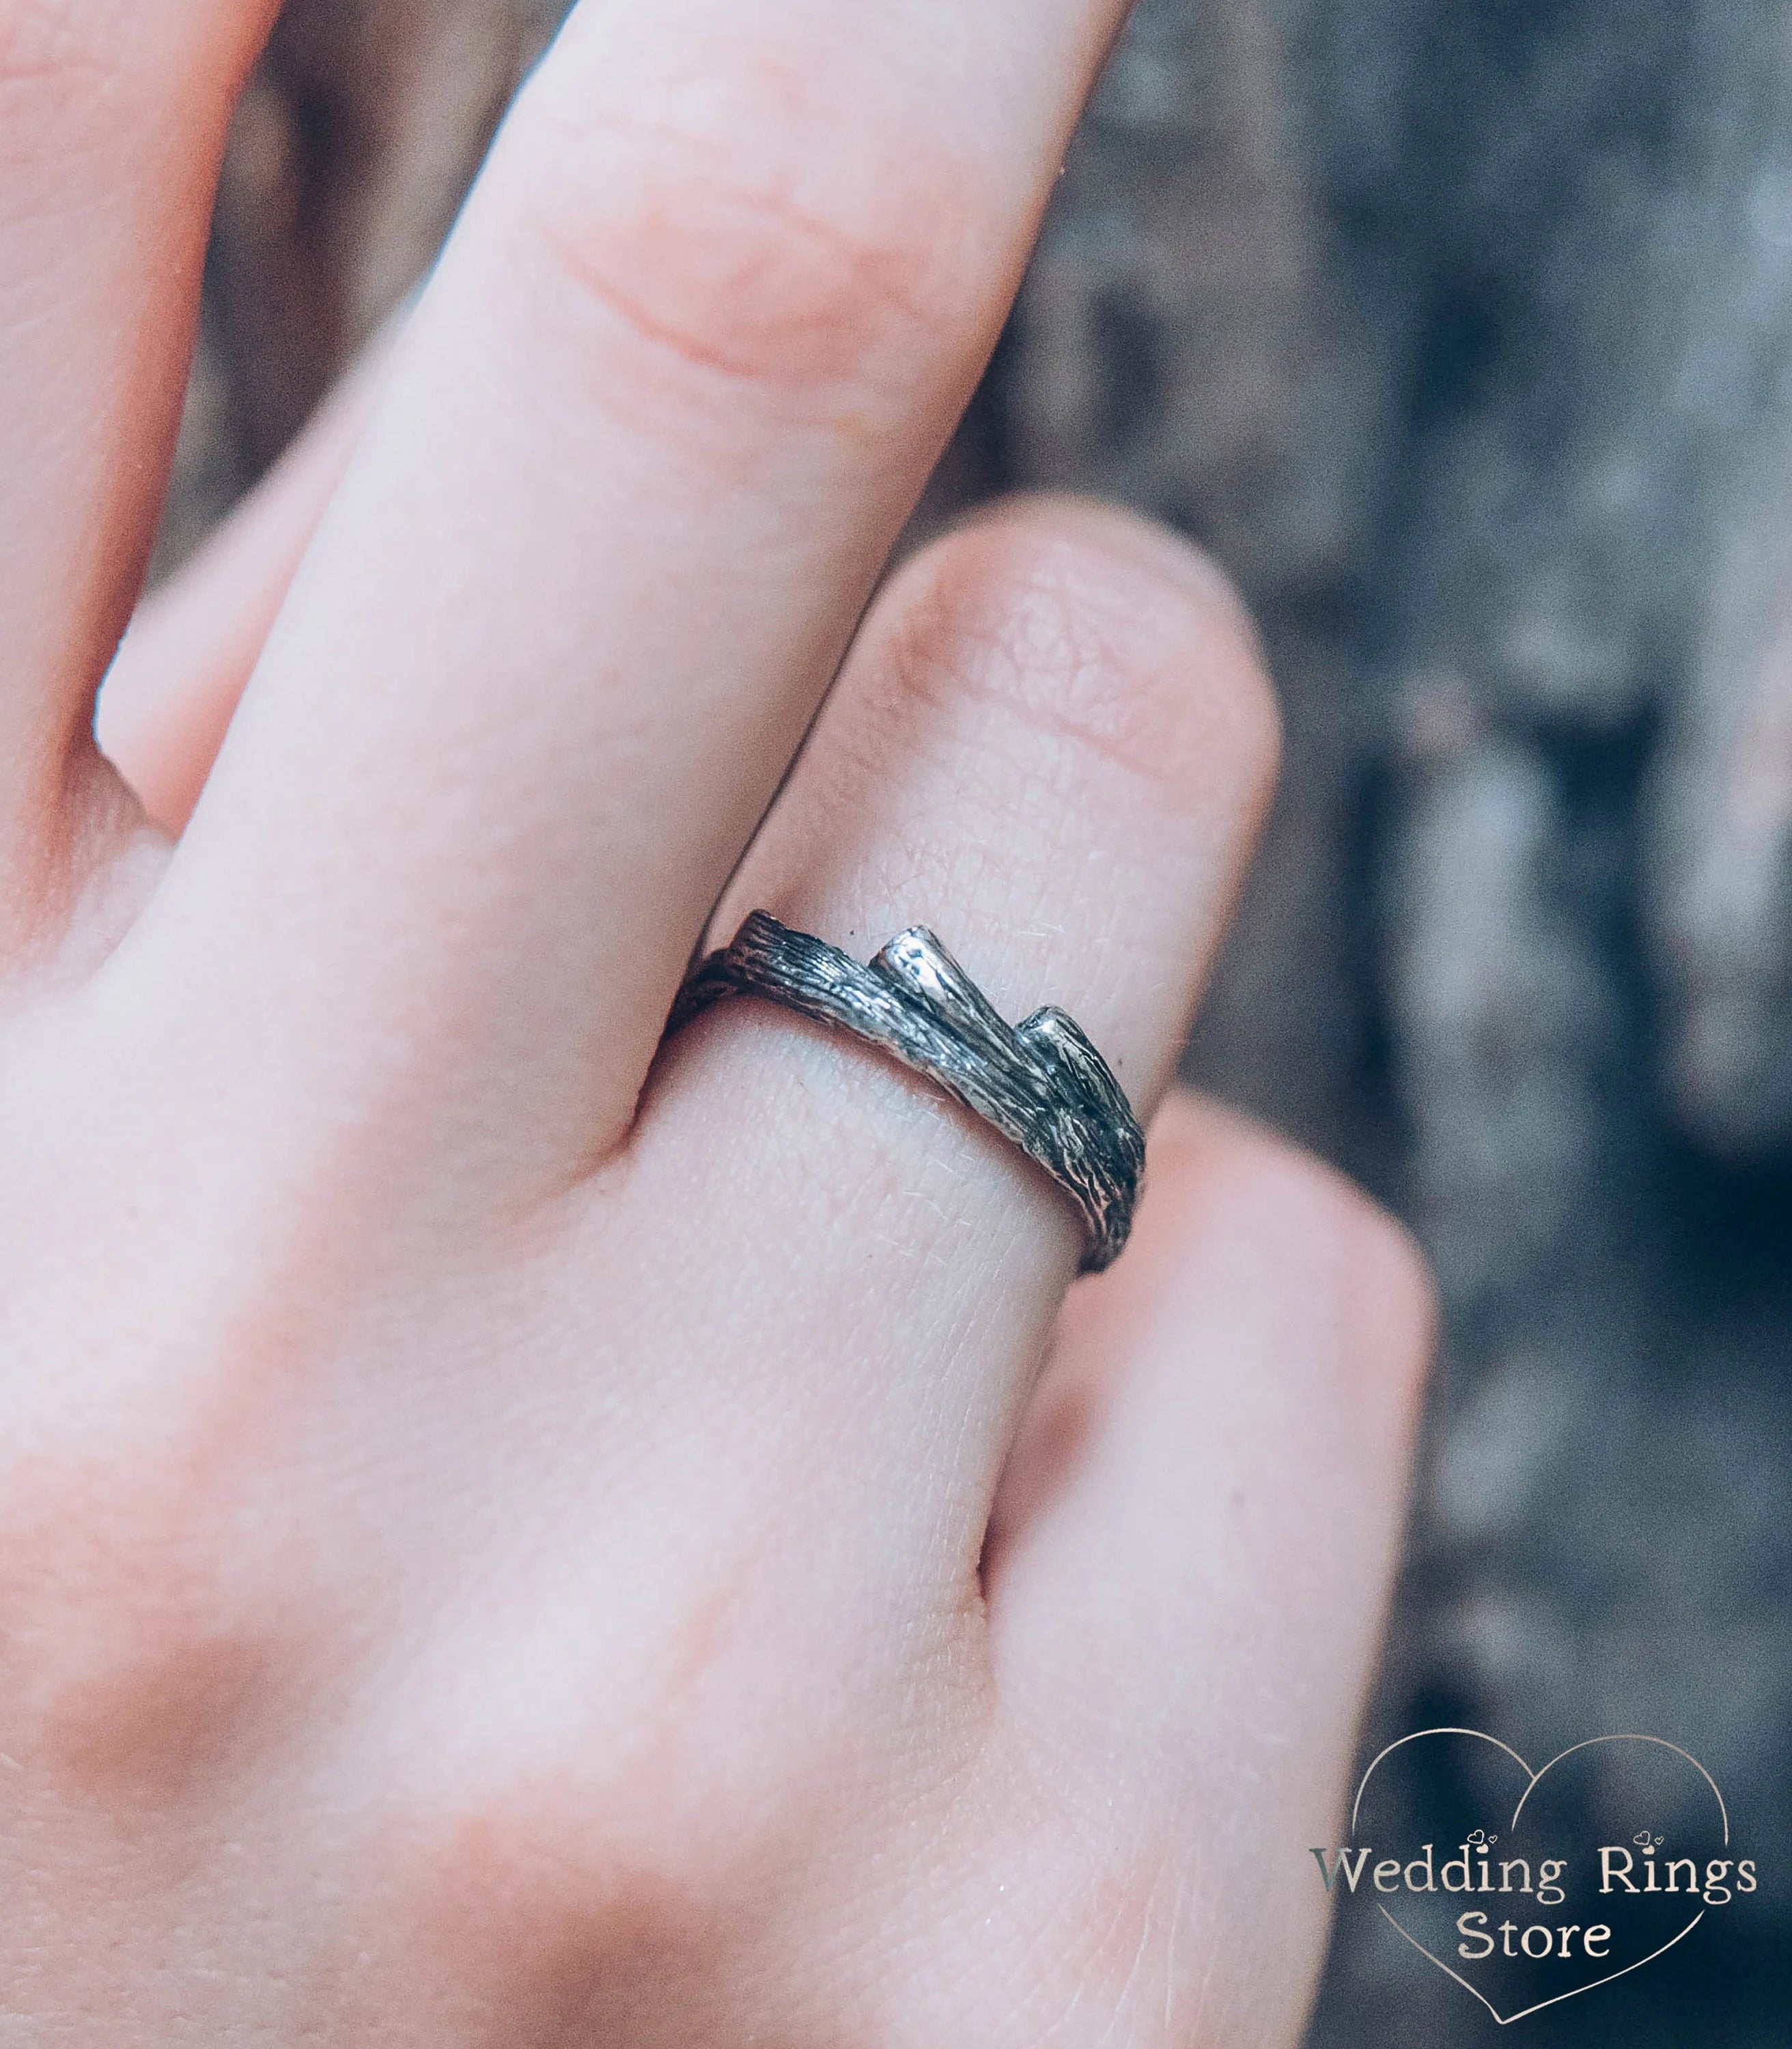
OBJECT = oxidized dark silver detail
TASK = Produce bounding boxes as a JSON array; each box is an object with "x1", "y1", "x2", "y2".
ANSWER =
[{"x1": 666, "y1": 912, "x2": 1145, "y2": 1271}]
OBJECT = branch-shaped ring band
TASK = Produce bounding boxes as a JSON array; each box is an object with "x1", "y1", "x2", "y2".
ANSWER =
[{"x1": 666, "y1": 912, "x2": 1146, "y2": 1272}]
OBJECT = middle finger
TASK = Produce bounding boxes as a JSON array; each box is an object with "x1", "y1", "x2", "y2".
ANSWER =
[{"x1": 140, "y1": 0, "x2": 1134, "y2": 1182}]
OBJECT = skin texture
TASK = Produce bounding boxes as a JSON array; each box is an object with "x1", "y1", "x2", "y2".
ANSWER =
[{"x1": 5, "y1": 0, "x2": 1432, "y2": 2041}]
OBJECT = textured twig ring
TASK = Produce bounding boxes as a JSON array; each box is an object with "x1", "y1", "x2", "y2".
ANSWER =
[{"x1": 665, "y1": 912, "x2": 1146, "y2": 1271}]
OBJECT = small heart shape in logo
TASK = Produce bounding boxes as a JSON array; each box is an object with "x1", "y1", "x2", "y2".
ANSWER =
[{"x1": 1341, "y1": 1729, "x2": 1733, "y2": 2025}]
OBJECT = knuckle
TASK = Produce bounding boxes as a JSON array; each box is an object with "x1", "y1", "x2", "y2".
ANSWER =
[
  {"x1": 893, "y1": 501, "x2": 1281, "y2": 811},
  {"x1": 357, "y1": 1539, "x2": 901, "y2": 2004},
  {"x1": 0, "y1": 1210, "x2": 331, "y2": 1807},
  {"x1": 377, "y1": 1774, "x2": 705, "y2": 2003},
  {"x1": 498, "y1": 61, "x2": 962, "y2": 407},
  {"x1": 0, "y1": 1445, "x2": 294, "y2": 1804},
  {"x1": 365, "y1": 1733, "x2": 786, "y2": 2018}
]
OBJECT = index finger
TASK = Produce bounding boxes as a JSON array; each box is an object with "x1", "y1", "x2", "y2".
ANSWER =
[{"x1": 141, "y1": 0, "x2": 1134, "y2": 1182}]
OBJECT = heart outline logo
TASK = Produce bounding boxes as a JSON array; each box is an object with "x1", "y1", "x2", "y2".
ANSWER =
[{"x1": 1349, "y1": 1729, "x2": 1729, "y2": 2026}]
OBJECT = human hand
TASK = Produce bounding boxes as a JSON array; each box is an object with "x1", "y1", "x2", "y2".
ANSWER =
[{"x1": 3, "y1": 0, "x2": 1431, "y2": 2040}]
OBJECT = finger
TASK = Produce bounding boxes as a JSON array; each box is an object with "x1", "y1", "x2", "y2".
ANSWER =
[
  {"x1": 98, "y1": 343, "x2": 385, "y2": 834},
  {"x1": 143, "y1": 0, "x2": 1138, "y2": 1175},
  {"x1": 617, "y1": 499, "x2": 1279, "y2": 1547},
  {"x1": 0, "y1": 0, "x2": 275, "y2": 896},
  {"x1": 981, "y1": 1092, "x2": 1432, "y2": 2043}
]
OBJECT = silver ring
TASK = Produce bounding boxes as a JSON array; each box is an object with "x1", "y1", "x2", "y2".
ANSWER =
[{"x1": 666, "y1": 912, "x2": 1145, "y2": 1271}]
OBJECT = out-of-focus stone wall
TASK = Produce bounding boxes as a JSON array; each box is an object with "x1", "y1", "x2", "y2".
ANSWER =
[
  {"x1": 150, "y1": 3, "x2": 1792, "y2": 2041},
  {"x1": 1020, "y1": 10, "x2": 1792, "y2": 2043}
]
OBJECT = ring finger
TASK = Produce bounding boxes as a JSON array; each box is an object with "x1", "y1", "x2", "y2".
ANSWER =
[{"x1": 615, "y1": 494, "x2": 1280, "y2": 1555}]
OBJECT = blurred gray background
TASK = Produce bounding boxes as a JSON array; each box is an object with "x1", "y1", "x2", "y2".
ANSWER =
[{"x1": 155, "y1": 1, "x2": 1791, "y2": 2039}]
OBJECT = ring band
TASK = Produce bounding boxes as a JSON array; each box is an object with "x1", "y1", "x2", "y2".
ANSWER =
[{"x1": 665, "y1": 912, "x2": 1146, "y2": 1271}]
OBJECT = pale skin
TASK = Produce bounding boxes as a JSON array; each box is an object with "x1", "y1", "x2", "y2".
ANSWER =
[{"x1": 1, "y1": 0, "x2": 1433, "y2": 2041}]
